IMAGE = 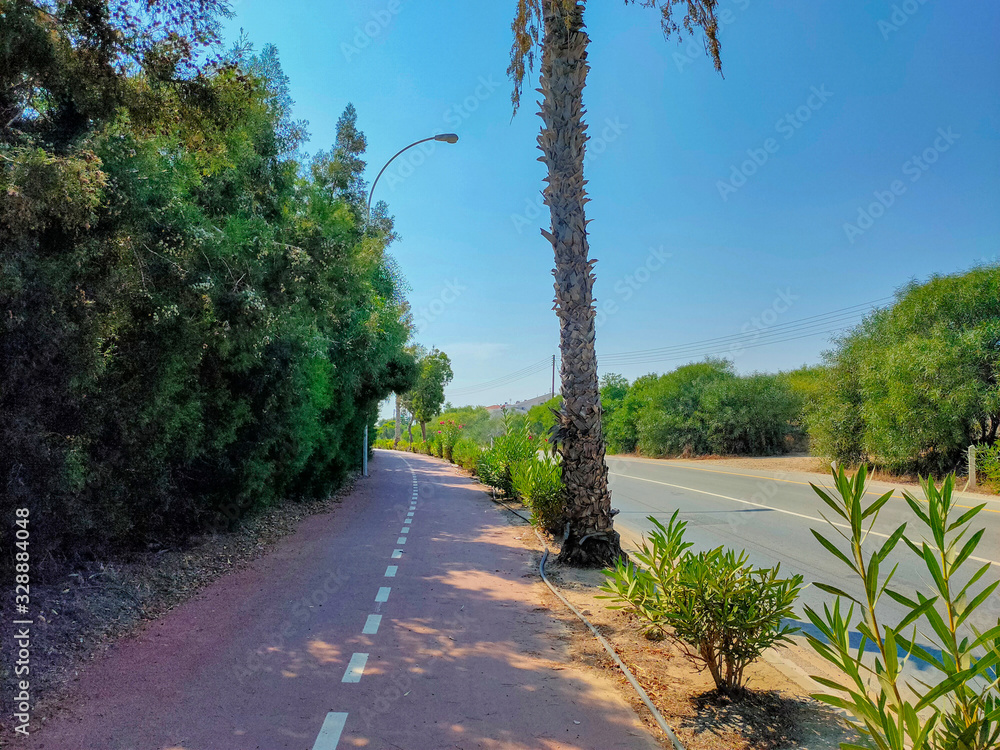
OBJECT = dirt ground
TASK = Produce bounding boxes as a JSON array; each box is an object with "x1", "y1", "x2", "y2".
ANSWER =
[{"x1": 485, "y1": 492, "x2": 858, "y2": 750}]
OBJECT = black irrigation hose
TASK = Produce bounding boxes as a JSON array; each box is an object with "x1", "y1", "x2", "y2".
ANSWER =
[{"x1": 486, "y1": 483, "x2": 686, "y2": 749}]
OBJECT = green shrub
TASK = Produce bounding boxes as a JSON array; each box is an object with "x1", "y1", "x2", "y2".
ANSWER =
[
  {"x1": 978, "y1": 444, "x2": 1000, "y2": 487},
  {"x1": 805, "y1": 466, "x2": 1000, "y2": 750},
  {"x1": 701, "y1": 374, "x2": 801, "y2": 455},
  {"x1": 476, "y1": 449, "x2": 505, "y2": 489},
  {"x1": 474, "y1": 408, "x2": 536, "y2": 495},
  {"x1": 600, "y1": 512, "x2": 802, "y2": 694},
  {"x1": 511, "y1": 455, "x2": 563, "y2": 533},
  {"x1": 452, "y1": 437, "x2": 481, "y2": 473},
  {"x1": 810, "y1": 267, "x2": 1000, "y2": 474}
]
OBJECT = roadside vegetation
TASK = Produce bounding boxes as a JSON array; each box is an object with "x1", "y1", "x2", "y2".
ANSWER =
[
  {"x1": 806, "y1": 466, "x2": 1000, "y2": 750},
  {"x1": 599, "y1": 512, "x2": 803, "y2": 695},
  {"x1": 0, "y1": 4, "x2": 415, "y2": 577},
  {"x1": 593, "y1": 266, "x2": 999, "y2": 486}
]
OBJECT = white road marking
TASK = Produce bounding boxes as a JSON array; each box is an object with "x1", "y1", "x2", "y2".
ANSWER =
[
  {"x1": 391, "y1": 549, "x2": 403, "y2": 558},
  {"x1": 400, "y1": 527, "x2": 410, "y2": 534},
  {"x1": 342, "y1": 653, "x2": 369, "y2": 683},
  {"x1": 403, "y1": 518, "x2": 411, "y2": 525},
  {"x1": 407, "y1": 512, "x2": 414, "y2": 517},
  {"x1": 609, "y1": 472, "x2": 1000, "y2": 567},
  {"x1": 385, "y1": 565, "x2": 398, "y2": 577},
  {"x1": 397, "y1": 537, "x2": 407, "y2": 544},
  {"x1": 311, "y1": 711, "x2": 348, "y2": 750},
  {"x1": 363, "y1": 614, "x2": 382, "y2": 635},
  {"x1": 375, "y1": 586, "x2": 391, "y2": 602}
]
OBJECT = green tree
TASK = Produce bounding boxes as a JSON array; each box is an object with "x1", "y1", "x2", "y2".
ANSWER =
[
  {"x1": 1, "y1": 6, "x2": 413, "y2": 571},
  {"x1": 526, "y1": 395, "x2": 563, "y2": 439},
  {"x1": 406, "y1": 348, "x2": 454, "y2": 441},
  {"x1": 811, "y1": 267, "x2": 1000, "y2": 473},
  {"x1": 509, "y1": 0, "x2": 723, "y2": 565}
]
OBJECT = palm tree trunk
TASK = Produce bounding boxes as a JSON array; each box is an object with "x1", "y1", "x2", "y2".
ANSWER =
[{"x1": 538, "y1": 0, "x2": 624, "y2": 567}]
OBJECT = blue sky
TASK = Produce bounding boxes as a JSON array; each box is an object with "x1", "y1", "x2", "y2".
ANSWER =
[{"x1": 223, "y1": 1, "x2": 999, "y2": 413}]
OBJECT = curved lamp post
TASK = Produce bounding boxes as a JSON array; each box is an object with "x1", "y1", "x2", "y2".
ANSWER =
[
  {"x1": 366, "y1": 133, "x2": 459, "y2": 217},
  {"x1": 363, "y1": 132, "x2": 459, "y2": 476}
]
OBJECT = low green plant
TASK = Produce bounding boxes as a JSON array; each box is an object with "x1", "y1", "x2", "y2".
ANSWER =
[
  {"x1": 452, "y1": 437, "x2": 481, "y2": 473},
  {"x1": 476, "y1": 408, "x2": 536, "y2": 496},
  {"x1": 977, "y1": 444, "x2": 1000, "y2": 488},
  {"x1": 476, "y1": 449, "x2": 505, "y2": 489},
  {"x1": 600, "y1": 512, "x2": 803, "y2": 694},
  {"x1": 805, "y1": 465, "x2": 1000, "y2": 750},
  {"x1": 511, "y1": 455, "x2": 563, "y2": 533}
]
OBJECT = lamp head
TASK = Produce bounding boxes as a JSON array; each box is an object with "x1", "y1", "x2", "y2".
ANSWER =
[{"x1": 435, "y1": 133, "x2": 459, "y2": 144}]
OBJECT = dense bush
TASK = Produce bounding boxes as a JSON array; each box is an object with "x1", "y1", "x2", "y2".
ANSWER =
[
  {"x1": 978, "y1": 444, "x2": 1000, "y2": 487},
  {"x1": 603, "y1": 361, "x2": 800, "y2": 457},
  {"x1": 809, "y1": 267, "x2": 1000, "y2": 474},
  {"x1": 600, "y1": 512, "x2": 802, "y2": 693},
  {"x1": 476, "y1": 409, "x2": 536, "y2": 496},
  {"x1": 701, "y1": 374, "x2": 803, "y2": 455},
  {"x1": 511, "y1": 454, "x2": 563, "y2": 533},
  {"x1": 452, "y1": 438, "x2": 482, "y2": 473},
  {"x1": 0, "y1": 6, "x2": 413, "y2": 572}
]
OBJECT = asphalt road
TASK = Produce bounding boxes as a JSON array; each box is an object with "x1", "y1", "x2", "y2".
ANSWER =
[
  {"x1": 24, "y1": 451, "x2": 658, "y2": 750},
  {"x1": 606, "y1": 455, "x2": 1000, "y2": 675}
]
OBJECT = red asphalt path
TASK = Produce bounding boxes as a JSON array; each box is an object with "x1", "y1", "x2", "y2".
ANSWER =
[{"x1": 22, "y1": 450, "x2": 660, "y2": 750}]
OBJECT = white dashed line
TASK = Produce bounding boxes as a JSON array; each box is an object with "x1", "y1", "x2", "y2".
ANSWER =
[
  {"x1": 385, "y1": 565, "x2": 397, "y2": 577},
  {"x1": 375, "y1": 586, "x2": 391, "y2": 602},
  {"x1": 391, "y1": 549, "x2": 402, "y2": 559},
  {"x1": 403, "y1": 519, "x2": 411, "y2": 525},
  {"x1": 406, "y1": 512, "x2": 414, "y2": 517},
  {"x1": 311, "y1": 712, "x2": 348, "y2": 750},
  {"x1": 397, "y1": 537, "x2": 407, "y2": 544},
  {"x1": 400, "y1": 527, "x2": 410, "y2": 534},
  {"x1": 363, "y1": 614, "x2": 382, "y2": 635},
  {"x1": 342, "y1": 653, "x2": 369, "y2": 683}
]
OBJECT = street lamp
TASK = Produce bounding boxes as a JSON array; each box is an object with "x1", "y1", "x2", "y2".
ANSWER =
[
  {"x1": 366, "y1": 133, "x2": 460, "y2": 216},
  {"x1": 362, "y1": 132, "x2": 459, "y2": 476}
]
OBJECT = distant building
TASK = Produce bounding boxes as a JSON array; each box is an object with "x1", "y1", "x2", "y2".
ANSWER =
[{"x1": 486, "y1": 393, "x2": 553, "y2": 416}]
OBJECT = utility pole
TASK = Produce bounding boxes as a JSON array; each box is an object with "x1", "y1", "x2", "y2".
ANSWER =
[{"x1": 551, "y1": 354, "x2": 556, "y2": 400}]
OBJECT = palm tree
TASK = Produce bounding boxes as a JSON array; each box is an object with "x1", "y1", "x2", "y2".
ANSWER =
[{"x1": 509, "y1": 0, "x2": 723, "y2": 566}]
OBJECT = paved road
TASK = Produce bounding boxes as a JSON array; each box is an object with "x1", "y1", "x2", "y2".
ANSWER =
[
  {"x1": 25, "y1": 451, "x2": 659, "y2": 750},
  {"x1": 606, "y1": 455, "x2": 1000, "y2": 670}
]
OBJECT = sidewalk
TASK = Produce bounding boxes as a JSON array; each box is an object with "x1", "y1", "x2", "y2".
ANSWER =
[{"x1": 23, "y1": 450, "x2": 660, "y2": 750}]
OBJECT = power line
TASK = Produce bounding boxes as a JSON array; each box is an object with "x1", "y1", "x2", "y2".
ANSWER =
[
  {"x1": 447, "y1": 357, "x2": 553, "y2": 396},
  {"x1": 600, "y1": 296, "x2": 893, "y2": 361},
  {"x1": 443, "y1": 296, "x2": 891, "y2": 397},
  {"x1": 599, "y1": 313, "x2": 870, "y2": 365}
]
